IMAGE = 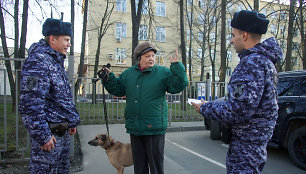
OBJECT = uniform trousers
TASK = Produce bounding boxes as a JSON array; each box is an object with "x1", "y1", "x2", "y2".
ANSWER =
[
  {"x1": 130, "y1": 134, "x2": 165, "y2": 174},
  {"x1": 29, "y1": 131, "x2": 70, "y2": 174}
]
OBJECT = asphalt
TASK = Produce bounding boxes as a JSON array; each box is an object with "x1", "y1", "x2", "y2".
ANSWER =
[{"x1": 75, "y1": 121, "x2": 205, "y2": 174}]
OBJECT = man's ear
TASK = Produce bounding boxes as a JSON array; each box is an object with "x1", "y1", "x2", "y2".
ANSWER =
[
  {"x1": 49, "y1": 35, "x2": 57, "y2": 45},
  {"x1": 242, "y1": 31, "x2": 248, "y2": 41}
]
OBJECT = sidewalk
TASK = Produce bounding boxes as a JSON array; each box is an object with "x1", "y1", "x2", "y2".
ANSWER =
[{"x1": 75, "y1": 121, "x2": 204, "y2": 174}]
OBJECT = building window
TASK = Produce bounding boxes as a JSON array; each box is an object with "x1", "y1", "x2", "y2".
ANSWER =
[
  {"x1": 116, "y1": 48, "x2": 126, "y2": 64},
  {"x1": 136, "y1": 0, "x2": 148, "y2": 14},
  {"x1": 210, "y1": 0, "x2": 216, "y2": 8},
  {"x1": 226, "y1": 33, "x2": 231, "y2": 45},
  {"x1": 138, "y1": 25, "x2": 148, "y2": 40},
  {"x1": 197, "y1": 48, "x2": 204, "y2": 59},
  {"x1": 116, "y1": 23, "x2": 127, "y2": 39},
  {"x1": 293, "y1": 27, "x2": 299, "y2": 37},
  {"x1": 280, "y1": 40, "x2": 286, "y2": 51},
  {"x1": 261, "y1": 8, "x2": 267, "y2": 16},
  {"x1": 210, "y1": 50, "x2": 215, "y2": 58},
  {"x1": 116, "y1": 0, "x2": 126, "y2": 12},
  {"x1": 209, "y1": 32, "x2": 215, "y2": 42},
  {"x1": 280, "y1": 12, "x2": 286, "y2": 20},
  {"x1": 187, "y1": 0, "x2": 193, "y2": 6},
  {"x1": 270, "y1": 24, "x2": 277, "y2": 35},
  {"x1": 156, "y1": 51, "x2": 164, "y2": 65},
  {"x1": 227, "y1": 51, "x2": 232, "y2": 61},
  {"x1": 236, "y1": 4, "x2": 244, "y2": 11},
  {"x1": 292, "y1": 57, "x2": 298, "y2": 66},
  {"x1": 198, "y1": 13, "x2": 205, "y2": 25},
  {"x1": 226, "y1": 67, "x2": 232, "y2": 76},
  {"x1": 292, "y1": 42, "x2": 299, "y2": 51},
  {"x1": 156, "y1": 26, "x2": 166, "y2": 42},
  {"x1": 156, "y1": 1, "x2": 166, "y2": 17},
  {"x1": 226, "y1": 18, "x2": 231, "y2": 30},
  {"x1": 198, "y1": 30, "x2": 204, "y2": 41},
  {"x1": 280, "y1": 26, "x2": 286, "y2": 37},
  {"x1": 186, "y1": 30, "x2": 193, "y2": 41},
  {"x1": 186, "y1": 47, "x2": 193, "y2": 58},
  {"x1": 210, "y1": 15, "x2": 216, "y2": 26},
  {"x1": 227, "y1": 2, "x2": 234, "y2": 12},
  {"x1": 187, "y1": 12, "x2": 193, "y2": 24},
  {"x1": 198, "y1": 0, "x2": 204, "y2": 7},
  {"x1": 271, "y1": 10, "x2": 277, "y2": 19}
]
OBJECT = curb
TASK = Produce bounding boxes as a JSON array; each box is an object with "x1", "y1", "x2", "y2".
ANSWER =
[{"x1": 167, "y1": 126, "x2": 205, "y2": 132}]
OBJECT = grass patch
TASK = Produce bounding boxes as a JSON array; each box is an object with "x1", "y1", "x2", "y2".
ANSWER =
[{"x1": 0, "y1": 103, "x2": 29, "y2": 161}]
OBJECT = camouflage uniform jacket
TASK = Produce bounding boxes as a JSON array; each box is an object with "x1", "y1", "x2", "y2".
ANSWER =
[
  {"x1": 19, "y1": 39, "x2": 80, "y2": 146},
  {"x1": 199, "y1": 37, "x2": 283, "y2": 172}
]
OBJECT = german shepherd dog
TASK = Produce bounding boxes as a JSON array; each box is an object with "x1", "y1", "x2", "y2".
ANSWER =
[{"x1": 88, "y1": 133, "x2": 133, "y2": 174}]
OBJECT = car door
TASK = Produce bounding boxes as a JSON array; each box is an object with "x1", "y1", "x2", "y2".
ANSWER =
[{"x1": 273, "y1": 76, "x2": 301, "y2": 143}]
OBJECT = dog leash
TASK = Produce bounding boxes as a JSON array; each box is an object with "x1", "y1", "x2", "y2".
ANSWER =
[{"x1": 102, "y1": 85, "x2": 110, "y2": 138}]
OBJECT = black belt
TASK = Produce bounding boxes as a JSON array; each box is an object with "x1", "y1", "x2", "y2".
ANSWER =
[{"x1": 49, "y1": 122, "x2": 69, "y2": 136}]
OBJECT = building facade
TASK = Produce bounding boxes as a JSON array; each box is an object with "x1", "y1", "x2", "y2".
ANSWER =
[{"x1": 85, "y1": 0, "x2": 304, "y2": 82}]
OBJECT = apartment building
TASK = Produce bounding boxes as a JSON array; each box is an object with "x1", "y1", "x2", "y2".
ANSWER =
[{"x1": 85, "y1": 0, "x2": 303, "y2": 82}]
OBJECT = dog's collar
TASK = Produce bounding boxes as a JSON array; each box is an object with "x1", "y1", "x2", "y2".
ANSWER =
[{"x1": 104, "y1": 142, "x2": 115, "y2": 151}]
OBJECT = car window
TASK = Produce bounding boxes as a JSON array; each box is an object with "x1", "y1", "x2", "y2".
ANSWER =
[
  {"x1": 300, "y1": 78, "x2": 306, "y2": 96},
  {"x1": 277, "y1": 77, "x2": 300, "y2": 96}
]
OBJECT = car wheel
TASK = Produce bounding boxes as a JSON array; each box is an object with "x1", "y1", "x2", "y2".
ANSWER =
[
  {"x1": 204, "y1": 118, "x2": 210, "y2": 130},
  {"x1": 287, "y1": 127, "x2": 306, "y2": 170},
  {"x1": 210, "y1": 120, "x2": 221, "y2": 140}
]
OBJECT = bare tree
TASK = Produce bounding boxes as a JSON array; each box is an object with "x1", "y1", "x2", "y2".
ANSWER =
[
  {"x1": 70, "y1": 0, "x2": 75, "y2": 55},
  {"x1": 285, "y1": 0, "x2": 297, "y2": 71},
  {"x1": 219, "y1": 0, "x2": 227, "y2": 84},
  {"x1": 186, "y1": 0, "x2": 194, "y2": 81},
  {"x1": 179, "y1": 0, "x2": 187, "y2": 110},
  {"x1": 298, "y1": 0, "x2": 305, "y2": 69},
  {"x1": 131, "y1": 0, "x2": 144, "y2": 65},
  {"x1": 0, "y1": 0, "x2": 28, "y2": 111},
  {"x1": 91, "y1": 0, "x2": 114, "y2": 103},
  {"x1": 75, "y1": 0, "x2": 88, "y2": 97},
  {"x1": 180, "y1": 0, "x2": 187, "y2": 68}
]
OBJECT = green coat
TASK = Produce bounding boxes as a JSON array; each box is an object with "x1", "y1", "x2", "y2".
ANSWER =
[{"x1": 103, "y1": 62, "x2": 188, "y2": 135}]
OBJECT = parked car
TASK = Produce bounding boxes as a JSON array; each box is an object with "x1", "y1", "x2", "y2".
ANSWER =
[
  {"x1": 205, "y1": 70, "x2": 306, "y2": 170},
  {"x1": 269, "y1": 70, "x2": 306, "y2": 170}
]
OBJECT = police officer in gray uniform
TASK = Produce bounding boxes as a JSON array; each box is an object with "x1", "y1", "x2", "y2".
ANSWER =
[
  {"x1": 19, "y1": 18, "x2": 80, "y2": 174},
  {"x1": 192, "y1": 10, "x2": 283, "y2": 173}
]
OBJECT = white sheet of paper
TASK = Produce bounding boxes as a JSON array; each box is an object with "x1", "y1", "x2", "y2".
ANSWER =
[{"x1": 187, "y1": 99, "x2": 202, "y2": 105}]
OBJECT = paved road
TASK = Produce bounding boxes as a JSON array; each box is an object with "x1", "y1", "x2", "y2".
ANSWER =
[{"x1": 75, "y1": 123, "x2": 305, "y2": 174}]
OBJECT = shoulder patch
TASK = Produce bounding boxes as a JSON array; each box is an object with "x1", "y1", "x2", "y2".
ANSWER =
[
  {"x1": 232, "y1": 83, "x2": 245, "y2": 99},
  {"x1": 25, "y1": 76, "x2": 38, "y2": 91}
]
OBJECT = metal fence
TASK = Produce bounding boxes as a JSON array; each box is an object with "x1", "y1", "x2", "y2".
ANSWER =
[
  {"x1": 0, "y1": 57, "x2": 227, "y2": 163},
  {"x1": 0, "y1": 57, "x2": 29, "y2": 163}
]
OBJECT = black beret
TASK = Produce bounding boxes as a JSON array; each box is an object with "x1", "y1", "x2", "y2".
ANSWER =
[
  {"x1": 231, "y1": 10, "x2": 269, "y2": 34},
  {"x1": 42, "y1": 18, "x2": 73, "y2": 37},
  {"x1": 134, "y1": 42, "x2": 157, "y2": 61}
]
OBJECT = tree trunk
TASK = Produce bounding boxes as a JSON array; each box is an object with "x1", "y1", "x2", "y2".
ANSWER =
[
  {"x1": 187, "y1": 0, "x2": 193, "y2": 81},
  {"x1": 254, "y1": 0, "x2": 259, "y2": 11},
  {"x1": 70, "y1": 0, "x2": 75, "y2": 55},
  {"x1": 220, "y1": 0, "x2": 226, "y2": 84},
  {"x1": 299, "y1": 0, "x2": 305, "y2": 69},
  {"x1": 131, "y1": 0, "x2": 143, "y2": 65},
  {"x1": 14, "y1": 0, "x2": 19, "y2": 59},
  {"x1": 75, "y1": 0, "x2": 88, "y2": 97},
  {"x1": 0, "y1": 2, "x2": 15, "y2": 111},
  {"x1": 285, "y1": 0, "x2": 297, "y2": 71},
  {"x1": 180, "y1": 0, "x2": 187, "y2": 111}
]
